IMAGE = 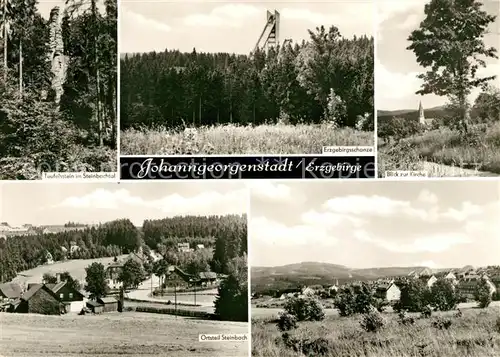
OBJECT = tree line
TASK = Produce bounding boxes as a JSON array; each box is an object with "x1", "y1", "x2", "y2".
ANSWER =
[
  {"x1": 0, "y1": 0, "x2": 117, "y2": 179},
  {"x1": 121, "y1": 25, "x2": 373, "y2": 130}
]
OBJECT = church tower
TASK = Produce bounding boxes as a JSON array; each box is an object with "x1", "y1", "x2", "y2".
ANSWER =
[{"x1": 418, "y1": 101, "x2": 425, "y2": 124}]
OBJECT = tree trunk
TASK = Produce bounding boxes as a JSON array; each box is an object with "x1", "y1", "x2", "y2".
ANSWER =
[
  {"x1": 18, "y1": 40, "x2": 22, "y2": 95},
  {"x1": 2, "y1": 0, "x2": 7, "y2": 83}
]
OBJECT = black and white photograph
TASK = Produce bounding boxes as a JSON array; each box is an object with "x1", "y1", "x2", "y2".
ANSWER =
[
  {"x1": 0, "y1": 182, "x2": 249, "y2": 356},
  {"x1": 249, "y1": 181, "x2": 500, "y2": 357},
  {"x1": 377, "y1": 0, "x2": 500, "y2": 177},
  {"x1": 0, "y1": 0, "x2": 117, "y2": 180},
  {"x1": 120, "y1": 1, "x2": 374, "y2": 155}
]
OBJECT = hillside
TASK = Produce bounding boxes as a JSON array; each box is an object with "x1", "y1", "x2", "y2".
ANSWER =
[
  {"x1": 251, "y1": 262, "x2": 450, "y2": 294},
  {"x1": 377, "y1": 106, "x2": 447, "y2": 122}
]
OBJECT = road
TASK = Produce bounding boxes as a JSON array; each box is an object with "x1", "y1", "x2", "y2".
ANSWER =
[
  {"x1": 422, "y1": 161, "x2": 499, "y2": 177},
  {"x1": 126, "y1": 275, "x2": 217, "y2": 307}
]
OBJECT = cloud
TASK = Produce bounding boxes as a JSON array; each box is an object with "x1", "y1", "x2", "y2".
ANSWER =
[
  {"x1": 56, "y1": 188, "x2": 247, "y2": 216},
  {"x1": 354, "y1": 230, "x2": 472, "y2": 253},
  {"x1": 417, "y1": 189, "x2": 438, "y2": 205},
  {"x1": 249, "y1": 181, "x2": 292, "y2": 202},
  {"x1": 377, "y1": 1, "x2": 425, "y2": 25},
  {"x1": 301, "y1": 210, "x2": 365, "y2": 228},
  {"x1": 280, "y1": 8, "x2": 340, "y2": 25},
  {"x1": 251, "y1": 216, "x2": 338, "y2": 246},
  {"x1": 376, "y1": 59, "x2": 422, "y2": 102},
  {"x1": 441, "y1": 202, "x2": 482, "y2": 221},
  {"x1": 121, "y1": 6, "x2": 172, "y2": 33},
  {"x1": 183, "y1": 3, "x2": 260, "y2": 28}
]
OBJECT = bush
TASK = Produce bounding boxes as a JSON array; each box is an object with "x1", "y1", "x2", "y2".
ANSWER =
[
  {"x1": 334, "y1": 283, "x2": 373, "y2": 316},
  {"x1": 432, "y1": 317, "x2": 452, "y2": 330},
  {"x1": 394, "y1": 280, "x2": 429, "y2": 312},
  {"x1": 360, "y1": 310, "x2": 385, "y2": 332},
  {"x1": 420, "y1": 304, "x2": 432, "y2": 318},
  {"x1": 281, "y1": 333, "x2": 331, "y2": 356},
  {"x1": 474, "y1": 278, "x2": 492, "y2": 308},
  {"x1": 429, "y1": 278, "x2": 458, "y2": 311},
  {"x1": 334, "y1": 287, "x2": 357, "y2": 316},
  {"x1": 398, "y1": 310, "x2": 415, "y2": 326},
  {"x1": 373, "y1": 298, "x2": 389, "y2": 312},
  {"x1": 277, "y1": 312, "x2": 297, "y2": 332},
  {"x1": 284, "y1": 297, "x2": 325, "y2": 322}
]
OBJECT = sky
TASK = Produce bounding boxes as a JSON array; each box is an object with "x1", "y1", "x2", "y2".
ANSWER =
[
  {"x1": 377, "y1": 0, "x2": 500, "y2": 111},
  {"x1": 249, "y1": 180, "x2": 500, "y2": 269},
  {"x1": 0, "y1": 182, "x2": 248, "y2": 227},
  {"x1": 120, "y1": 0, "x2": 374, "y2": 54}
]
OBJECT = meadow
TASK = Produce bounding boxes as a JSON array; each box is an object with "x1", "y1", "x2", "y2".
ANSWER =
[
  {"x1": 120, "y1": 124, "x2": 374, "y2": 155},
  {"x1": 0, "y1": 312, "x2": 249, "y2": 357},
  {"x1": 378, "y1": 122, "x2": 500, "y2": 177},
  {"x1": 10, "y1": 255, "x2": 127, "y2": 285},
  {"x1": 252, "y1": 305, "x2": 500, "y2": 357}
]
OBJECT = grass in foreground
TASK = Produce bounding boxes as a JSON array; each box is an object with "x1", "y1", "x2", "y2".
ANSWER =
[
  {"x1": 378, "y1": 122, "x2": 500, "y2": 177},
  {"x1": 0, "y1": 312, "x2": 249, "y2": 357},
  {"x1": 121, "y1": 124, "x2": 374, "y2": 155},
  {"x1": 252, "y1": 307, "x2": 500, "y2": 357}
]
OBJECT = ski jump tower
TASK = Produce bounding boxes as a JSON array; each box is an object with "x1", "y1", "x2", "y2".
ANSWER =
[{"x1": 254, "y1": 10, "x2": 280, "y2": 53}]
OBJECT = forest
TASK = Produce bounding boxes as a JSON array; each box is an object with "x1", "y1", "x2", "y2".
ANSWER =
[
  {"x1": 121, "y1": 26, "x2": 374, "y2": 154},
  {"x1": 0, "y1": 0, "x2": 117, "y2": 179},
  {"x1": 0, "y1": 214, "x2": 247, "y2": 283}
]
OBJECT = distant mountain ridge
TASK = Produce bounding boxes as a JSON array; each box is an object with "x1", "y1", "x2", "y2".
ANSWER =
[
  {"x1": 251, "y1": 261, "x2": 454, "y2": 294},
  {"x1": 377, "y1": 105, "x2": 448, "y2": 121}
]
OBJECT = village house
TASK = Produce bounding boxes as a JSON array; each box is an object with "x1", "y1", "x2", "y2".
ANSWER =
[
  {"x1": 165, "y1": 266, "x2": 193, "y2": 289},
  {"x1": 457, "y1": 275, "x2": 496, "y2": 300},
  {"x1": 444, "y1": 271, "x2": 458, "y2": 285},
  {"x1": 177, "y1": 242, "x2": 193, "y2": 253},
  {"x1": 45, "y1": 251, "x2": 54, "y2": 265},
  {"x1": 408, "y1": 267, "x2": 434, "y2": 279},
  {"x1": 196, "y1": 244, "x2": 205, "y2": 250},
  {"x1": 46, "y1": 279, "x2": 85, "y2": 313},
  {"x1": 301, "y1": 287, "x2": 315, "y2": 296},
  {"x1": 374, "y1": 282, "x2": 401, "y2": 302},
  {"x1": 9, "y1": 284, "x2": 65, "y2": 315},
  {"x1": 86, "y1": 299, "x2": 104, "y2": 314},
  {"x1": 197, "y1": 272, "x2": 218, "y2": 287},
  {"x1": 96, "y1": 296, "x2": 119, "y2": 312},
  {"x1": 0, "y1": 283, "x2": 22, "y2": 302},
  {"x1": 105, "y1": 261, "x2": 124, "y2": 290}
]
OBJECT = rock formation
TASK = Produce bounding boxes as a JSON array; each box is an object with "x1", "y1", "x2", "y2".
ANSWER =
[{"x1": 48, "y1": 6, "x2": 67, "y2": 104}]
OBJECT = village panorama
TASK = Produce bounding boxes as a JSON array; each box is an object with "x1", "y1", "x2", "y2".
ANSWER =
[
  {"x1": 249, "y1": 180, "x2": 500, "y2": 357},
  {"x1": 0, "y1": 182, "x2": 249, "y2": 357}
]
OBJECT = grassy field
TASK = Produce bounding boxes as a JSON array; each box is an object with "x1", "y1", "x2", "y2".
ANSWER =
[
  {"x1": 0, "y1": 312, "x2": 249, "y2": 357},
  {"x1": 252, "y1": 306, "x2": 500, "y2": 357},
  {"x1": 378, "y1": 122, "x2": 500, "y2": 177},
  {"x1": 11, "y1": 256, "x2": 127, "y2": 285},
  {"x1": 121, "y1": 124, "x2": 374, "y2": 155}
]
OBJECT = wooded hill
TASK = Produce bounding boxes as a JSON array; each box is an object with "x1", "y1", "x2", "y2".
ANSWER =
[
  {"x1": 121, "y1": 26, "x2": 373, "y2": 130},
  {"x1": 0, "y1": 214, "x2": 247, "y2": 283},
  {"x1": 0, "y1": 0, "x2": 117, "y2": 179}
]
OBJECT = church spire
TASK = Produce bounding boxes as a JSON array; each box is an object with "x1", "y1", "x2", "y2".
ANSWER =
[{"x1": 418, "y1": 101, "x2": 425, "y2": 124}]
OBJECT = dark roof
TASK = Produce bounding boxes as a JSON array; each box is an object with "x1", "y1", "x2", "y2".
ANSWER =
[
  {"x1": 86, "y1": 300, "x2": 103, "y2": 307},
  {"x1": 97, "y1": 297, "x2": 118, "y2": 304},
  {"x1": 46, "y1": 281, "x2": 85, "y2": 298},
  {"x1": 21, "y1": 284, "x2": 44, "y2": 301},
  {"x1": 198, "y1": 272, "x2": 217, "y2": 280},
  {"x1": 0, "y1": 283, "x2": 22, "y2": 299}
]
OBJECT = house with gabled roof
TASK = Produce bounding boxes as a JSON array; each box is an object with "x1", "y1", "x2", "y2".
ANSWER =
[
  {"x1": 9, "y1": 284, "x2": 64, "y2": 315},
  {"x1": 374, "y1": 282, "x2": 401, "y2": 302},
  {"x1": 0, "y1": 283, "x2": 22, "y2": 301},
  {"x1": 46, "y1": 281, "x2": 85, "y2": 313},
  {"x1": 197, "y1": 272, "x2": 218, "y2": 286}
]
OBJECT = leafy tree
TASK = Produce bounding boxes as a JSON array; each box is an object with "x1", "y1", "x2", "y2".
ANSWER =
[
  {"x1": 284, "y1": 296, "x2": 325, "y2": 322},
  {"x1": 60, "y1": 271, "x2": 81, "y2": 291},
  {"x1": 394, "y1": 279, "x2": 429, "y2": 312},
  {"x1": 118, "y1": 259, "x2": 145, "y2": 290},
  {"x1": 429, "y1": 278, "x2": 458, "y2": 311},
  {"x1": 474, "y1": 277, "x2": 492, "y2": 308},
  {"x1": 84, "y1": 262, "x2": 107, "y2": 299},
  {"x1": 407, "y1": 0, "x2": 498, "y2": 133},
  {"x1": 42, "y1": 273, "x2": 57, "y2": 284}
]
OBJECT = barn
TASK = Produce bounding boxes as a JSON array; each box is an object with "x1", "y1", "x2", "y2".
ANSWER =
[
  {"x1": 10, "y1": 284, "x2": 64, "y2": 315},
  {"x1": 97, "y1": 297, "x2": 119, "y2": 312},
  {"x1": 86, "y1": 300, "x2": 104, "y2": 314}
]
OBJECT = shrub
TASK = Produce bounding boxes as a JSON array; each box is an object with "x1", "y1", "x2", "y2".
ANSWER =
[
  {"x1": 277, "y1": 312, "x2": 298, "y2": 332},
  {"x1": 432, "y1": 317, "x2": 452, "y2": 330},
  {"x1": 474, "y1": 278, "x2": 493, "y2": 308},
  {"x1": 281, "y1": 333, "x2": 331, "y2": 356},
  {"x1": 284, "y1": 297, "x2": 325, "y2": 322},
  {"x1": 429, "y1": 278, "x2": 458, "y2": 311},
  {"x1": 373, "y1": 298, "x2": 389, "y2": 312},
  {"x1": 360, "y1": 310, "x2": 385, "y2": 332},
  {"x1": 394, "y1": 279, "x2": 428, "y2": 312},
  {"x1": 334, "y1": 287, "x2": 357, "y2": 317},
  {"x1": 421, "y1": 304, "x2": 432, "y2": 318},
  {"x1": 398, "y1": 310, "x2": 415, "y2": 326}
]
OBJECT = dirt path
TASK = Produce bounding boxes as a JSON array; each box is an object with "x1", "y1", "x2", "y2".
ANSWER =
[{"x1": 422, "y1": 161, "x2": 499, "y2": 177}]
